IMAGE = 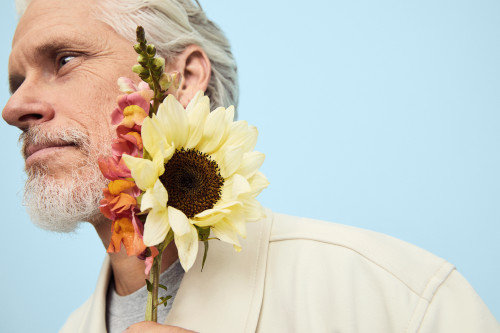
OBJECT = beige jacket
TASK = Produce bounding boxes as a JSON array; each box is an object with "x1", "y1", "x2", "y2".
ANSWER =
[{"x1": 61, "y1": 211, "x2": 500, "y2": 332}]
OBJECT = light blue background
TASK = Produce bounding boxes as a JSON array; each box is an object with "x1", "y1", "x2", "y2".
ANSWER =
[{"x1": 1, "y1": 1, "x2": 499, "y2": 331}]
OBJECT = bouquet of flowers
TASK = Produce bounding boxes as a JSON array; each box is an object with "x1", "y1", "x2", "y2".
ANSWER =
[{"x1": 98, "y1": 26, "x2": 268, "y2": 321}]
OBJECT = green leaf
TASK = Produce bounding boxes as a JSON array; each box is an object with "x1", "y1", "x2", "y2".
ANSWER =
[
  {"x1": 201, "y1": 240, "x2": 209, "y2": 272},
  {"x1": 159, "y1": 295, "x2": 172, "y2": 307},
  {"x1": 145, "y1": 279, "x2": 153, "y2": 292},
  {"x1": 159, "y1": 284, "x2": 168, "y2": 292}
]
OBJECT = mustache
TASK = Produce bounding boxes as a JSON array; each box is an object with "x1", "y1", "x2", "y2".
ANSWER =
[{"x1": 19, "y1": 125, "x2": 91, "y2": 160}]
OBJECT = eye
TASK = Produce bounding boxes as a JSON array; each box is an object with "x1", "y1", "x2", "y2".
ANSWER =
[{"x1": 57, "y1": 55, "x2": 75, "y2": 68}]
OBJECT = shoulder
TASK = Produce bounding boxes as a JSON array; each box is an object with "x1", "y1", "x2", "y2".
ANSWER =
[
  {"x1": 258, "y1": 212, "x2": 456, "y2": 332},
  {"x1": 268, "y1": 212, "x2": 453, "y2": 298},
  {"x1": 258, "y1": 212, "x2": 499, "y2": 332}
]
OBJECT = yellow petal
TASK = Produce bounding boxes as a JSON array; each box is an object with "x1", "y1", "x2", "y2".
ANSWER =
[
  {"x1": 174, "y1": 222, "x2": 199, "y2": 271},
  {"x1": 247, "y1": 171, "x2": 270, "y2": 197},
  {"x1": 164, "y1": 95, "x2": 189, "y2": 148},
  {"x1": 143, "y1": 207, "x2": 170, "y2": 246},
  {"x1": 152, "y1": 152, "x2": 166, "y2": 178},
  {"x1": 121, "y1": 154, "x2": 158, "y2": 190},
  {"x1": 242, "y1": 198, "x2": 266, "y2": 222},
  {"x1": 212, "y1": 106, "x2": 235, "y2": 152},
  {"x1": 142, "y1": 117, "x2": 161, "y2": 157},
  {"x1": 224, "y1": 105, "x2": 235, "y2": 124},
  {"x1": 185, "y1": 95, "x2": 210, "y2": 148},
  {"x1": 168, "y1": 206, "x2": 192, "y2": 236},
  {"x1": 140, "y1": 188, "x2": 156, "y2": 212},
  {"x1": 219, "y1": 145, "x2": 243, "y2": 179},
  {"x1": 236, "y1": 151, "x2": 265, "y2": 179},
  {"x1": 192, "y1": 211, "x2": 225, "y2": 227},
  {"x1": 226, "y1": 207, "x2": 247, "y2": 238},
  {"x1": 141, "y1": 179, "x2": 168, "y2": 212},
  {"x1": 156, "y1": 103, "x2": 174, "y2": 144},
  {"x1": 185, "y1": 90, "x2": 205, "y2": 113},
  {"x1": 219, "y1": 121, "x2": 257, "y2": 154},
  {"x1": 212, "y1": 219, "x2": 240, "y2": 248},
  {"x1": 230, "y1": 174, "x2": 252, "y2": 198},
  {"x1": 193, "y1": 201, "x2": 240, "y2": 227},
  {"x1": 197, "y1": 107, "x2": 227, "y2": 153}
]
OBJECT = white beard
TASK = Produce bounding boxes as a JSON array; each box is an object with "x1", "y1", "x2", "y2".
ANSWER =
[{"x1": 21, "y1": 126, "x2": 110, "y2": 233}]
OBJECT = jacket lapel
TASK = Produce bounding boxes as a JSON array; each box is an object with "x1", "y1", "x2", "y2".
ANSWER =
[
  {"x1": 165, "y1": 210, "x2": 273, "y2": 332},
  {"x1": 74, "y1": 256, "x2": 110, "y2": 333}
]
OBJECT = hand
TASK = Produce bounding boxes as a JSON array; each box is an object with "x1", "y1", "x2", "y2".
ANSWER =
[{"x1": 124, "y1": 321, "x2": 197, "y2": 333}]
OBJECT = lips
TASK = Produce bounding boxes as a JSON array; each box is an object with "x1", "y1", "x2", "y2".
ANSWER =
[{"x1": 24, "y1": 142, "x2": 77, "y2": 160}]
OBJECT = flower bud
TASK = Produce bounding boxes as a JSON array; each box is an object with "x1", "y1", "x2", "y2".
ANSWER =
[
  {"x1": 171, "y1": 71, "x2": 182, "y2": 90},
  {"x1": 132, "y1": 64, "x2": 145, "y2": 74},
  {"x1": 146, "y1": 44, "x2": 156, "y2": 57},
  {"x1": 136, "y1": 26, "x2": 146, "y2": 42},
  {"x1": 139, "y1": 72, "x2": 150, "y2": 80},
  {"x1": 133, "y1": 43, "x2": 142, "y2": 54},
  {"x1": 159, "y1": 73, "x2": 173, "y2": 91},
  {"x1": 137, "y1": 54, "x2": 148, "y2": 66},
  {"x1": 152, "y1": 57, "x2": 165, "y2": 72}
]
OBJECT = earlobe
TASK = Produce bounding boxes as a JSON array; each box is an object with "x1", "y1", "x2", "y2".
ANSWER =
[{"x1": 169, "y1": 45, "x2": 211, "y2": 107}]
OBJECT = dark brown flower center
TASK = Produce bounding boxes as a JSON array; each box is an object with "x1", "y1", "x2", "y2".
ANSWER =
[{"x1": 159, "y1": 148, "x2": 224, "y2": 218}]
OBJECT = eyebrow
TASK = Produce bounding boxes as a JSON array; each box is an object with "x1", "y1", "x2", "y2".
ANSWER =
[{"x1": 8, "y1": 37, "x2": 93, "y2": 94}]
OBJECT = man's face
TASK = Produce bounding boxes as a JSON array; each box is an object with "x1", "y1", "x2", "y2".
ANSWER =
[{"x1": 2, "y1": 0, "x2": 138, "y2": 229}]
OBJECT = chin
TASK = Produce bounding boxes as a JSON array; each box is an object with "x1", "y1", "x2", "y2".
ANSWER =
[{"x1": 23, "y1": 161, "x2": 108, "y2": 233}]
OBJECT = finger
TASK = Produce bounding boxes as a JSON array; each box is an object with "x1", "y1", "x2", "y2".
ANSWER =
[{"x1": 124, "y1": 321, "x2": 196, "y2": 333}]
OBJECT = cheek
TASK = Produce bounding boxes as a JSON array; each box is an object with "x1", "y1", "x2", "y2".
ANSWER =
[
  {"x1": 66, "y1": 58, "x2": 138, "y2": 156},
  {"x1": 69, "y1": 87, "x2": 117, "y2": 157}
]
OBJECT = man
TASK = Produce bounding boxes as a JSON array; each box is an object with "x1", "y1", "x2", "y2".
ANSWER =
[{"x1": 3, "y1": 0, "x2": 499, "y2": 332}]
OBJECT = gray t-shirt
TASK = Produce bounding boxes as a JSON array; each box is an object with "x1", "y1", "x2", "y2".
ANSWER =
[{"x1": 106, "y1": 260, "x2": 184, "y2": 333}]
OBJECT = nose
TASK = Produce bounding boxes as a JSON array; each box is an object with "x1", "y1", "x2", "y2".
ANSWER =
[{"x1": 2, "y1": 82, "x2": 55, "y2": 131}]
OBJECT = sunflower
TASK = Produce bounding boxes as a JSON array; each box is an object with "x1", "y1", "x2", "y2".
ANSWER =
[{"x1": 122, "y1": 91, "x2": 269, "y2": 271}]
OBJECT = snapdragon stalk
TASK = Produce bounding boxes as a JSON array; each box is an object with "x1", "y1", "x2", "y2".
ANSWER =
[{"x1": 133, "y1": 26, "x2": 177, "y2": 322}]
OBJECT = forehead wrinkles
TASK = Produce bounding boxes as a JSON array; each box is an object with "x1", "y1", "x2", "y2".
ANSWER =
[
  {"x1": 10, "y1": 9, "x2": 113, "y2": 74},
  {"x1": 14, "y1": 0, "x2": 96, "y2": 45}
]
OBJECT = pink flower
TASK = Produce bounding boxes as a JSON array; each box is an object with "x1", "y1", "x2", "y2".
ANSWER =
[
  {"x1": 117, "y1": 77, "x2": 151, "y2": 94},
  {"x1": 112, "y1": 127, "x2": 143, "y2": 157},
  {"x1": 111, "y1": 78, "x2": 154, "y2": 130},
  {"x1": 144, "y1": 246, "x2": 160, "y2": 276},
  {"x1": 98, "y1": 156, "x2": 131, "y2": 180}
]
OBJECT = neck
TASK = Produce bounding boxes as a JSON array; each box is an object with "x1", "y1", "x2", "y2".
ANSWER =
[{"x1": 94, "y1": 219, "x2": 179, "y2": 296}]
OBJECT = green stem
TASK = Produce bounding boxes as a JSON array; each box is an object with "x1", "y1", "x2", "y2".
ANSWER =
[
  {"x1": 145, "y1": 251, "x2": 162, "y2": 322},
  {"x1": 144, "y1": 231, "x2": 174, "y2": 322},
  {"x1": 151, "y1": 76, "x2": 162, "y2": 115}
]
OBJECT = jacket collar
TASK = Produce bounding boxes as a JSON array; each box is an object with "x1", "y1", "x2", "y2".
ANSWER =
[{"x1": 85, "y1": 209, "x2": 273, "y2": 332}]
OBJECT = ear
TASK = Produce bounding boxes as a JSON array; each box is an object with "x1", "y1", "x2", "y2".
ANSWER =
[{"x1": 167, "y1": 44, "x2": 211, "y2": 107}]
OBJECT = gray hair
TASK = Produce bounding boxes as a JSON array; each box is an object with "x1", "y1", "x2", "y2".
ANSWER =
[{"x1": 15, "y1": 0, "x2": 239, "y2": 111}]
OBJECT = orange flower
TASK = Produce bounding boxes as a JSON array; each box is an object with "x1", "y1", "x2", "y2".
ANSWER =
[
  {"x1": 100, "y1": 179, "x2": 140, "y2": 219},
  {"x1": 107, "y1": 217, "x2": 146, "y2": 256}
]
